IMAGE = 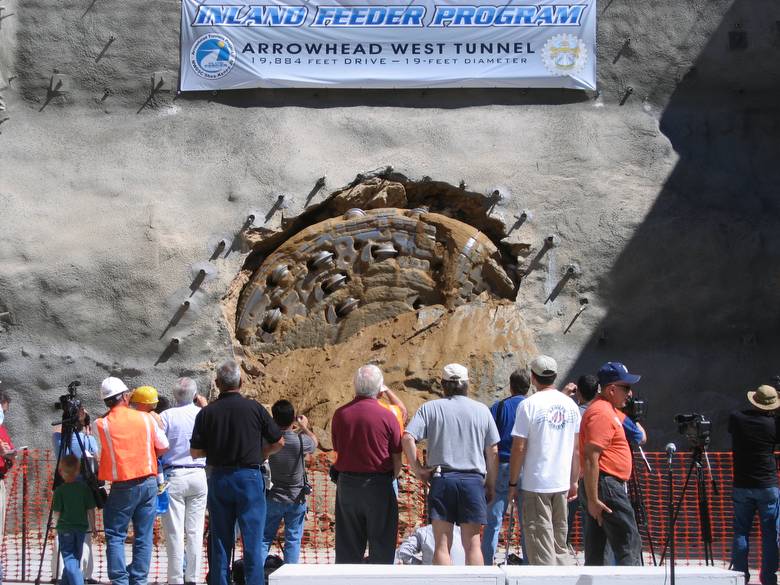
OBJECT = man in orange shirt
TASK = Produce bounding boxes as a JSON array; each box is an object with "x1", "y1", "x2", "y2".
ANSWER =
[
  {"x1": 95, "y1": 377, "x2": 169, "y2": 585},
  {"x1": 579, "y1": 362, "x2": 642, "y2": 566}
]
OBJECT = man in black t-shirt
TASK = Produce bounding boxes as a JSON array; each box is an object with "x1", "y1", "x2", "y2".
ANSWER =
[
  {"x1": 190, "y1": 360, "x2": 283, "y2": 585},
  {"x1": 728, "y1": 384, "x2": 780, "y2": 585}
]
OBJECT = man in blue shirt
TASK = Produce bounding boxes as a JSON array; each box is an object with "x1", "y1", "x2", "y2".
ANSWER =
[{"x1": 482, "y1": 368, "x2": 530, "y2": 565}]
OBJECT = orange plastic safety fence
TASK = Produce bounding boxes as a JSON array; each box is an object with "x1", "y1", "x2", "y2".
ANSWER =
[{"x1": 0, "y1": 449, "x2": 769, "y2": 583}]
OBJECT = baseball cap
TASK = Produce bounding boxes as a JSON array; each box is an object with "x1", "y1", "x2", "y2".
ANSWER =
[
  {"x1": 748, "y1": 385, "x2": 780, "y2": 411},
  {"x1": 442, "y1": 363, "x2": 468, "y2": 382},
  {"x1": 100, "y1": 377, "x2": 129, "y2": 400},
  {"x1": 530, "y1": 355, "x2": 558, "y2": 377},
  {"x1": 597, "y1": 362, "x2": 641, "y2": 387}
]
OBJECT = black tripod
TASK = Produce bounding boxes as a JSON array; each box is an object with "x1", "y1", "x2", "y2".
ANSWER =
[
  {"x1": 628, "y1": 445, "x2": 657, "y2": 566},
  {"x1": 34, "y1": 397, "x2": 99, "y2": 585},
  {"x1": 660, "y1": 446, "x2": 717, "y2": 566}
]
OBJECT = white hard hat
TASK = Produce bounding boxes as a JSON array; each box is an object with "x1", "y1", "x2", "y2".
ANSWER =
[{"x1": 100, "y1": 377, "x2": 129, "y2": 400}]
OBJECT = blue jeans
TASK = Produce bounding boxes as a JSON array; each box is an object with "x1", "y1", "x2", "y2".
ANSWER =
[
  {"x1": 262, "y1": 499, "x2": 307, "y2": 564},
  {"x1": 103, "y1": 476, "x2": 157, "y2": 585},
  {"x1": 732, "y1": 486, "x2": 780, "y2": 585},
  {"x1": 58, "y1": 531, "x2": 86, "y2": 585},
  {"x1": 482, "y1": 462, "x2": 525, "y2": 564},
  {"x1": 208, "y1": 468, "x2": 266, "y2": 585}
]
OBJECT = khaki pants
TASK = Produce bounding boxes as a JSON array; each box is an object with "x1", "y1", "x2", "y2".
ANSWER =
[{"x1": 521, "y1": 490, "x2": 574, "y2": 565}]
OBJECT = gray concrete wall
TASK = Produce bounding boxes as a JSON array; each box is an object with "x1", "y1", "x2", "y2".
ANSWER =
[{"x1": 0, "y1": 0, "x2": 778, "y2": 449}]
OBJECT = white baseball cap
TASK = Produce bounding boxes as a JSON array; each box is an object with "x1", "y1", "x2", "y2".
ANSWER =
[
  {"x1": 100, "y1": 377, "x2": 129, "y2": 400},
  {"x1": 530, "y1": 355, "x2": 558, "y2": 377},
  {"x1": 442, "y1": 363, "x2": 469, "y2": 382}
]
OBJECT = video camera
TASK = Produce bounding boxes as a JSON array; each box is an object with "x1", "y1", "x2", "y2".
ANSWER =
[
  {"x1": 674, "y1": 413, "x2": 712, "y2": 449},
  {"x1": 54, "y1": 381, "x2": 88, "y2": 429},
  {"x1": 622, "y1": 396, "x2": 647, "y2": 423}
]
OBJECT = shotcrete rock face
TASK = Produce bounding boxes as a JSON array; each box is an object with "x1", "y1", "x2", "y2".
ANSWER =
[{"x1": 227, "y1": 178, "x2": 538, "y2": 448}]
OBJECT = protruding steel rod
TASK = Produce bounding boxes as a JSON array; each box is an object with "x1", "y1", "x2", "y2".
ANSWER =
[{"x1": 564, "y1": 300, "x2": 589, "y2": 335}]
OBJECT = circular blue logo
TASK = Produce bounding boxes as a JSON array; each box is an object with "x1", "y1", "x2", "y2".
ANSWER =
[{"x1": 190, "y1": 33, "x2": 236, "y2": 80}]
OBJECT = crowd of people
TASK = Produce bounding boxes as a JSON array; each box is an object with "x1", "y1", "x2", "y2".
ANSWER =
[{"x1": 0, "y1": 357, "x2": 778, "y2": 585}]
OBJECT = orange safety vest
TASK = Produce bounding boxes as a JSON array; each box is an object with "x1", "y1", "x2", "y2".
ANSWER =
[
  {"x1": 95, "y1": 405, "x2": 158, "y2": 482},
  {"x1": 378, "y1": 400, "x2": 405, "y2": 433}
]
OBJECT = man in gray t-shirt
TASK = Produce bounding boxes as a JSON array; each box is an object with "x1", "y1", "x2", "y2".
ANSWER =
[
  {"x1": 261, "y1": 400, "x2": 318, "y2": 564},
  {"x1": 403, "y1": 364, "x2": 500, "y2": 566}
]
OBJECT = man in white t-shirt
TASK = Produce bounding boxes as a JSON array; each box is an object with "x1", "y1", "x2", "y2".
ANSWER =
[{"x1": 508, "y1": 355, "x2": 581, "y2": 565}]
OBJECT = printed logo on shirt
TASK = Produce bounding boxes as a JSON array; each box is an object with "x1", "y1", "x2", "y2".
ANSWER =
[{"x1": 546, "y1": 404, "x2": 569, "y2": 430}]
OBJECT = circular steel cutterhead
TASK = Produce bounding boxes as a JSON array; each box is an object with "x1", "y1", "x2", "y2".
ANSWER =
[
  {"x1": 309, "y1": 250, "x2": 335, "y2": 270},
  {"x1": 322, "y1": 273, "x2": 347, "y2": 293},
  {"x1": 372, "y1": 243, "x2": 398, "y2": 261},
  {"x1": 343, "y1": 208, "x2": 366, "y2": 219},
  {"x1": 261, "y1": 308, "x2": 282, "y2": 332},
  {"x1": 268, "y1": 265, "x2": 291, "y2": 286},
  {"x1": 336, "y1": 297, "x2": 360, "y2": 317}
]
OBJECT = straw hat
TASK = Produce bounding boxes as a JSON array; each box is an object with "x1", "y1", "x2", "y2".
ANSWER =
[{"x1": 747, "y1": 385, "x2": 780, "y2": 411}]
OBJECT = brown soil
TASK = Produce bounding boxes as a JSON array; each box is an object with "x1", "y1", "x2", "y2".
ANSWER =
[{"x1": 240, "y1": 297, "x2": 537, "y2": 449}]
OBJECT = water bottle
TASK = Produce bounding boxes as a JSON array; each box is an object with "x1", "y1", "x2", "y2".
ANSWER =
[{"x1": 156, "y1": 488, "x2": 169, "y2": 515}]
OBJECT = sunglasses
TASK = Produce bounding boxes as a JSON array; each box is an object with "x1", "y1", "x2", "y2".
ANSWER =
[{"x1": 610, "y1": 383, "x2": 632, "y2": 392}]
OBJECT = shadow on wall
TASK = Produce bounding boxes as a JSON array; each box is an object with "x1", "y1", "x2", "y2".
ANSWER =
[
  {"x1": 567, "y1": 0, "x2": 780, "y2": 450},
  {"x1": 184, "y1": 87, "x2": 590, "y2": 110}
]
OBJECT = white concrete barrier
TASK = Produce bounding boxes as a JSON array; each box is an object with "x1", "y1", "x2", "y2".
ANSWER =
[
  {"x1": 503, "y1": 566, "x2": 744, "y2": 585},
  {"x1": 270, "y1": 564, "x2": 505, "y2": 585},
  {"x1": 271, "y1": 564, "x2": 744, "y2": 585}
]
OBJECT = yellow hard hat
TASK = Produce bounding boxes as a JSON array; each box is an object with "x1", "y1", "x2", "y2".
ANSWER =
[{"x1": 131, "y1": 385, "x2": 159, "y2": 405}]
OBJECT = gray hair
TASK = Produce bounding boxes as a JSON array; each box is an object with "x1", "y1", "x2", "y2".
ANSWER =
[
  {"x1": 354, "y1": 365, "x2": 383, "y2": 398},
  {"x1": 216, "y1": 360, "x2": 242, "y2": 390},
  {"x1": 173, "y1": 377, "x2": 198, "y2": 405}
]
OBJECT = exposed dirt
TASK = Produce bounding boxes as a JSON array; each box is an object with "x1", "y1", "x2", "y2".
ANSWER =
[{"x1": 239, "y1": 297, "x2": 536, "y2": 449}]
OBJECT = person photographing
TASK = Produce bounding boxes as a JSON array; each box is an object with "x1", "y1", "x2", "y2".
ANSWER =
[{"x1": 728, "y1": 384, "x2": 780, "y2": 585}]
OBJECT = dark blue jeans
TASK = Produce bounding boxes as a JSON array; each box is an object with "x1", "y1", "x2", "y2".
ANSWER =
[
  {"x1": 731, "y1": 487, "x2": 780, "y2": 585},
  {"x1": 103, "y1": 476, "x2": 157, "y2": 585},
  {"x1": 482, "y1": 462, "x2": 525, "y2": 564},
  {"x1": 58, "y1": 531, "x2": 86, "y2": 585},
  {"x1": 207, "y1": 468, "x2": 266, "y2": 585}
]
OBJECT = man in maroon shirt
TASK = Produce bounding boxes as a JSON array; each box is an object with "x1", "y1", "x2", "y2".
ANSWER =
[{"x1": 331, "y1": 365, "x2": 402, "y2": 564}]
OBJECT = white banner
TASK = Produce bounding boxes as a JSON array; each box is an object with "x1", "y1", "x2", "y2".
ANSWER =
[{"x1": 180, "y1": 0, "x2": 597, "y2": 90}]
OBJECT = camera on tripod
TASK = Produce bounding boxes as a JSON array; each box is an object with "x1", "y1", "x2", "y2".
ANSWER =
[
  {"x1": 674, "y1": 413, "x2": 712, "y2": 449},
  {"x1": 622, "y1": 396, "x2": 647, "y2": 423},
  {"x1": 54, "y1": 381, "x2": 88, "y2": 429}
]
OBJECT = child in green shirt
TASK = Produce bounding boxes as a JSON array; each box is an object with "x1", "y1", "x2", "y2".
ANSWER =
[{"x1": 52, "y1": 455, "x2": 96, "y2": 585}]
